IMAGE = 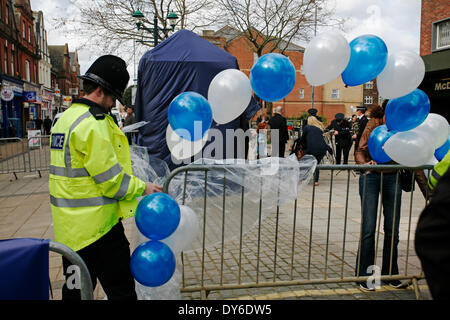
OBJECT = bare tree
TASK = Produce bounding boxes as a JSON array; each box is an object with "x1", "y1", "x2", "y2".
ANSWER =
[
  {"x1": 53, "y1": 0, "x2": 216, "y2": 53},
  {"x1": 214, "y1": 0, "x2": 345, "y2": 56}
]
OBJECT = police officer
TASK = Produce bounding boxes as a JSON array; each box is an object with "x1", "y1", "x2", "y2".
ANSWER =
[
  {"x1": 428, "y1": 149, "x2": 450, "y2": 191},
  {"x1": 49, "y1": 55, "x2": 162, "y2": 300}
]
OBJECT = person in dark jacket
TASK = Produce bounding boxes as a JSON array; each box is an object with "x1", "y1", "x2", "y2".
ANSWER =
[
  {"x1": 297, "y1": 116, "x2": 332, "y2": 186},
  {"x1": 269, "y1": 106, "x2": 289, "y2": 157},
  {"x1": 327, "y1": 113, "x2": 352, "y2": 164},
  {"x1": 353, "y1": 106, "x2": 369, "y2": 150},
  {"x1": 415, "y1": 168, "x2": 450, "y2": 300}
]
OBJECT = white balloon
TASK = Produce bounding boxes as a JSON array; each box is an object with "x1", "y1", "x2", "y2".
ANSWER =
[
  {"x1": 161, "y1": 205, "x2": 199, "y2": 255},
  {"x1": 303, "y1": 31, "x2": 350, "y2": 86},
  {"x1": 208, "y1": 69, "x2": 252, "y2": 124},
  {"x1": 377, "y1": 51, "x2": 425, "y2": 99},
  {"x1": 410, "y1": 113, "x2": 449, "y2": 149},
  {"x1": 383, "y1": 131, "x2": 434, "y2": 167},
  {"x1": 166, "y1": 124, "x2": 209, "y2": 160}
]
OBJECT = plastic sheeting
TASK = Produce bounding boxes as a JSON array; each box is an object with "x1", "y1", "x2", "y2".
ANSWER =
[{"x1": 130, "y1": 146, "x2": 317, "y2": 299}]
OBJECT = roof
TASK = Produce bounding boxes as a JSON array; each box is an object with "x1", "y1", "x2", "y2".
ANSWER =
[{"x1": 213, "y1": 25, "x2": 305, "y2": 52}]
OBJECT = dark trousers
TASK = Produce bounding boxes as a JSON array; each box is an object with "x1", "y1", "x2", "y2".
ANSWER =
[
  {"x1": 335, "y1": 143, "x2": 351, "y2": 164},
  {"x1": 356, "y1": 173, "x2": 402, "y2": 277},
  {"x1": 62, "y1": 221, "x2": 137, "y2": 300}
]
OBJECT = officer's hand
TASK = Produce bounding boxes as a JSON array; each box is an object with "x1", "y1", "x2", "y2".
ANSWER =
[{"x1": 144, "y1": 182, "x2": 163, "y2": 195}]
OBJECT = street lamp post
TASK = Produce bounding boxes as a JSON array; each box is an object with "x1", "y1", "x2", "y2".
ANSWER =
[
  {"x1": 311, "y1": 5, "x2": 319, "y2": 111},
  {"x1": 132, "y1": 8, "x2": 178, "y2": 47}
]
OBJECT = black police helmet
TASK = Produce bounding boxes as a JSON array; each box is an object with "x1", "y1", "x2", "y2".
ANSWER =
[
  {"x1": 335, "y1": 113, "x2": 345, "y2": 120},
  {"x1": 308, "y1": 108, "x2": 318, "y2": 116},
  {"x1": 78, "y1": 55, "x2": 129, "y2": 105}
]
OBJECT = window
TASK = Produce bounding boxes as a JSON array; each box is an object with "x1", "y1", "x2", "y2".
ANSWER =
[
  {"x1": 25, "y1": 60, "x2": 30, "y2": 81},
  {"x1": 4, "y1": 47, "x2": 8, "y2": 75},
  {"x1": 365, "y1": 81, "x2": 373, "y2": 89},
  {"x1": 11, "y1": 50, "x2": 14, "y2": 76},
  {"x1": 23, "y1": 22, "x2": 26, "y2": 39},
  {"x1": 299, "y1": 88, "x2": 304, "y2": 99},
  {"x1": 364, "y1": 96, "x2": 373, "y2": 105},
  {"x1": 436, "y1": 19, "x2": 450, "y2": 50},
  {"x1": 331, "y1": 89, "x2": 339, "y2": 99},
  {"x1": 5, "y1": 6, "x2": 8, "y2": 25},
  {"x1": 28, "y1": 26, "x2": 31, "y2": 42}
]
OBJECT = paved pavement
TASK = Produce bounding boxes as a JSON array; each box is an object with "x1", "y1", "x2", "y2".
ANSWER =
[{"x1": 0, "y1": 145, "x2": 433, "y2": 300}]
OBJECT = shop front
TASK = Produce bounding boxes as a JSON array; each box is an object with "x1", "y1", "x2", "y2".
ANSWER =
[
  {"x1": 419, "y1": 50, "x2": 450, "y2": 122},
  {"x1": 1, "y1": 76, "x2": 24, "y2": 138}
]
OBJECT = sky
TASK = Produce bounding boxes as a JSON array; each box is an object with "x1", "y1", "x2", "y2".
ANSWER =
[{"x1": 30, "y1": 0, "x2": 422, "y2": 85}]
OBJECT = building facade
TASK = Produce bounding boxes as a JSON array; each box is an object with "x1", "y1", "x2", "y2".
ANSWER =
[
  {"x1": 34, "y1": 10, "x2": 54, "y2": 120},
  {"x1": 419, "y1": 0, "x2": 450, "y2": 122},
  {"x1": 203, "y1": 26, "x2": 367, "y2": 124},
  {"x1": 48, "y1": 44, "x2": 72, "y2": 112},
  {"x1": 0, "y1": 0, "x2": 23, "y2": 137},
  {"x1": 419, "y1": 0, "x2": 450, "y2": 121}
]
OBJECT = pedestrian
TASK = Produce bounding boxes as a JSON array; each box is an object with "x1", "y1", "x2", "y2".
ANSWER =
[
  {"x1": 43, "y1": 116, "x2": 52, "y2": 135},
  {"x1": 268, "y1": 106, "x2": 289, "y2": 157},
  {"x1": 354, "y1": 101, "x2": 428, "y2": 291},
  {"x1": 35, "y1": 116, "x2": 43, "y2": 134},
  {"x1": 353, "y1": 106, "x2": 369, "y2": 150},
  {"x1": 295, "y1": 116, "x2": 332, "y2": 186},
  {"x1": 49, "y1": 55, "x2": 162, "y2": 300},
  {"x1": 257, "y1": 117, "x2": 268, "y2": 158},
  {"x1": 327, "y1": 113, "x2": 352, "y2": 164},
  {"x1": 123, "y1": 106, "x2": 136, "y2": 145}
]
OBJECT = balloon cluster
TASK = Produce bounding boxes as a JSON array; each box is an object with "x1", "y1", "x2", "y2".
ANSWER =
[
  {"x1": 166, "y1": 53, "x2": 297, "y2": 160},
  {"x1": 130, "y1": 193, "x2": 199, "y2": 287},
  {"x1": 302, "y1": 31, "x2": 449, "y2": 167}
]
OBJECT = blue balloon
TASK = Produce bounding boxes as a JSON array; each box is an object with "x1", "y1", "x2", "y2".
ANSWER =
[
  {"x1": 135, "y1": 193, "x2": 180, "y2": 240},
  {"x1": 168, "y1": 92, "x2": 212, "y2": 141},
  {"x1": 385, "y1": 89, "x2": 430, "y2": 132},
  {"x1": 250, "y1": 53, "x2": 296, "y2": 102},
  {"x1": 435, "y1": 134, "x2": 450, "y2": 161},
  {"x1": 130, "y1": 240, "x2": 176, "y2": 287},
  {"x1": 341, "y1": 34, "x2": 388, "y2": 86},
  {"x1": 368, "y1": 125, "x2": 394, "y2": 163}
]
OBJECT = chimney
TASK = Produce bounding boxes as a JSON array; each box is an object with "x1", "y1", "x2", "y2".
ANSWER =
[{"x1": 202, "y1": 30, "x2": 215, "y2": 37}]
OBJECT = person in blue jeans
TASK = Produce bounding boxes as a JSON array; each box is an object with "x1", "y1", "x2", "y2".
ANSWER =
[
  {"x1": 357, "y1": 171, "x2": 402, "y2": 286},
  {"x1": 354, "y1": 102, "x2": 404, "y2": 291}
]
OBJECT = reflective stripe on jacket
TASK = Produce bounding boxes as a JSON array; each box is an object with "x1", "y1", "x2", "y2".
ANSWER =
[
  {"x1": 428, "y1": 150, "x2": 450, "y2": 191},
  {"x1": 49, "y1": 102, "x2": 146, "y2": 251}
]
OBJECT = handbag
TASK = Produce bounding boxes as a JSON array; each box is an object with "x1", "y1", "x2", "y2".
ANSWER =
[{"x1": 400, "y1": 169, "x2": 415, "y2": 192}]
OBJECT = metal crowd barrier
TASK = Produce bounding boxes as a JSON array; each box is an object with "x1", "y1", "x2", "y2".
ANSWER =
[
  {"x1": 0, "y1": 136, "x2": 50, "y2": 178},
  {"x1": 163, "y1": 164, "x2": 433, "y2": 300},
  {"x1": 49, "y1": 240, "x2": 93, "y2": 300}
]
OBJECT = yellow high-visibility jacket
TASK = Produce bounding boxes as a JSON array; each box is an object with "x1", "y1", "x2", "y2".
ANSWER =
[
  {"x1": 428, "y1": 149, "x2": 450, "y2": 191},
  {"x1": 49, "y1": 100, "x2": 146, "y2": 251}
]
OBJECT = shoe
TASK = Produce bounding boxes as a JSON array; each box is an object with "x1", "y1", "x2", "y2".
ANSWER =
[
  {"x1": 358, "y1": 282, "x2": 375, "y2": 292},
  {"x1": 384, "y1": 280, "x2": 405, "y2": 289}
]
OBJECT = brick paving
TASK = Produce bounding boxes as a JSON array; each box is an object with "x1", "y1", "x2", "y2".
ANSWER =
[{"x1": 0, "y1": 163, "x2": 433, "y2": 300}]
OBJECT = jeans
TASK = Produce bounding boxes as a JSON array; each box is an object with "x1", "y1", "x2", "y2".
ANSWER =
[{"x1": 356, "y1": 172, "x2": 402, "y2": 277}]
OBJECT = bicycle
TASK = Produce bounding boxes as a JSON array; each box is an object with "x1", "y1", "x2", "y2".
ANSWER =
[{"x1": 322, "y1": 130, "x2": 336, "y2": 165}]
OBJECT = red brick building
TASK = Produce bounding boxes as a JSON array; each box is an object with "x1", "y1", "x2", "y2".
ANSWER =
[
  {"x1": 0, "y1": 0, "x2": 40, "y2": 138},
  {"x1": 202, "y1": 26, "x2": 349, "y2": 124},
  {"x1": 419, "y1": 0, "x2": 450, "y2": 121}
]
